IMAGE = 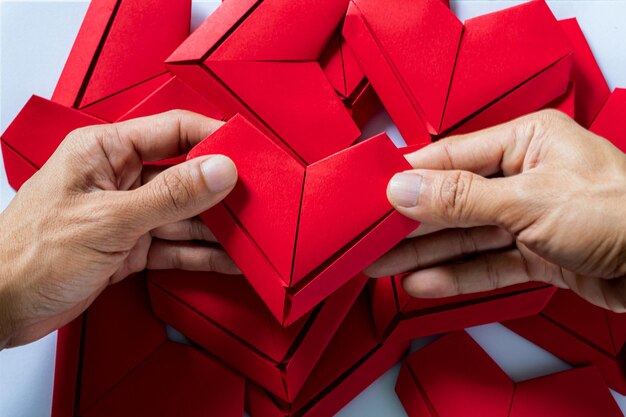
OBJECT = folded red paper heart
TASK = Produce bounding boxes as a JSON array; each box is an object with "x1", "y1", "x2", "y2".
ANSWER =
[
  {"x1": 187, "y1": 115, "x2": 419, "y2": 324},
  {"x1": 147, "y1": 270, "x2": 367, "y2": 402},
  {"x1": 343, "y1": 0, "x2": 575, "y2": 144},
  {"x1": 167, "y1": 0, "x2": 362, "y2": 164},
  {"x1": 396, "y1": 331, "x2": 623, "y2": 417}
]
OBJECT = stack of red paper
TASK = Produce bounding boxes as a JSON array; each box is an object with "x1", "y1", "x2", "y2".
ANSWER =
[{"x1": 1, "y1": 0, "x2": 624, "y2": 416}]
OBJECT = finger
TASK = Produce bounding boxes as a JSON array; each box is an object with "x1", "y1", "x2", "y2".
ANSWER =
[
  {"x1": 151, "y1": 218, "x2": 216, "y2": 242},
  {"x1": 147, "y1": 240, "x2": 240, "y2": 274},
  {"x1": 97, "y1": 110, "x2": 223, "y2": 162},
  {"x1": 401, "y1": 249, "x2": 535, "y2": 298},
  {"x1": 365, "y1": 226, "x2": 513, "y2": 278},
  {"x1": 117, "y1": 154, "x2": 237, "y2": 233},
  {"x1": 68, "y1": 111, "x2": 223, "y2": 189},
  {"x1": 403, "y1": 110, "x2": 572, "y2": 177},
  {"x1": 387, "y1": 169, "x2": 531, "y2": 230}
]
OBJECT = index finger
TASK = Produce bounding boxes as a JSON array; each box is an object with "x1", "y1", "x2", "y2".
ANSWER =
[
  {"x1": 106, "y1": 110, "x2": 224, "y2": 162},
  {"x1": 403, "y1": 111, "x2": 559, "y2": 177}
]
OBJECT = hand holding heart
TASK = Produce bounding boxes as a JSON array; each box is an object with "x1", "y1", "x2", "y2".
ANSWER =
[
  {"x1": 367, "y1": 110, "x2": 626, "y2": 312},
  {"x1": 0, "y1": 111, "x2": 239, "y2": 348}
]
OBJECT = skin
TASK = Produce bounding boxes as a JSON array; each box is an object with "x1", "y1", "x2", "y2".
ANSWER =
[
  {"x1": 0, "y1": 110, "x2": 239, "y2": 349},
  {"x1": 1, "y1": 109, "x2": 624, "y2": 349},
  {"x1": 366, "y1": 110, "x2": 626, "y2": 313}
]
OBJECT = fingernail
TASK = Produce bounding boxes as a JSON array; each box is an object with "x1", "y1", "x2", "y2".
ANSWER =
[
  {"x1": 388, "y1": 172, "x2": 422, "y2": 208},
  {"x1": 201, "y1": 155, "x2": 237, "y2": 193}
]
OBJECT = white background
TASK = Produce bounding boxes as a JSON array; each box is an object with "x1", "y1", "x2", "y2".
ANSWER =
[{"x1": 1, "y1": 1, "x2": 626, "y2": 416}]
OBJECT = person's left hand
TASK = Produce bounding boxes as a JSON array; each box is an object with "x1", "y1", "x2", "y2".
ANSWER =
[{"x1": 0, "y1": 110, "x2": 239, "y2": 348}]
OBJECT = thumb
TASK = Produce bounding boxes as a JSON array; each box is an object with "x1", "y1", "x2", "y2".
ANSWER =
[
  {"x1": 387, "y1": 169, "x2": 526, "y2": 230},
  {"x1": 124, "y1": 155, "x2": 237, "y2": 233}
]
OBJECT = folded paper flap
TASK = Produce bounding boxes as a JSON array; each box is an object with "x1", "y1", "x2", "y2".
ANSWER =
[
  {"x1": 207, "y1": 60, "x2": 359, "y2": 164},
  {"x1": 558, "y1": 18, "x2": 610, "y2": 127},
  {"x1": 117, "y1": 75, "x2": 224, "y2": 121},
  {"x1": 1, "y1": 96, "x2": 105, "y2": 169},
  {"x1": 189, "y1": 114, "x2": 305, "y2": 282},
  {"x1": 542, "y1": 289, "x2": 617, "y2": 356},
  {"x1": 442, "y1": 0, "x2": 573, "y2": 130},
  {"x1": 350, "y1": 0, "x2": 462, "y2": 130},
  {"x1": 167, "y1": 0, "x2": 259, "y2": 63},
  {"x1": 51, "y1": 0, "x2": 118, "y2": 106},
  {"x1": 294, "y1": 290, "x2": 379, "y2": 407},
  {"x1": 1, "y1": 141, "x2": 38, "y2": 191},
  {"x1": 590, "y1": 89, "x2": 626, "y2": 152},
  {"x1": 292, "y1": 133, "x2": 411, "y2": 282},
  {"x1": 405, "y1": 331, "x2": 514, "y2": 417},
  {"x1": 80, "y1": 275, "x2": 167, "y2": 413},
  {"x1": 78, "y1": 0, "x2": 191, "y2": 107},
  {"x1": 211, "y1": 0, "x2": 349, "y2": 61},
  {"x1": 147, "y1": 270, "x2": 307, "y2": 362},
  {"x1": 84, "y1": 342, "x2": 245, "y2": 417},
  {"x1": 509, "y1": 366, "x2": 622, "y2": 417},
  {"x1": 80, "y1": 72, "x2": 173, "y2": 122}
]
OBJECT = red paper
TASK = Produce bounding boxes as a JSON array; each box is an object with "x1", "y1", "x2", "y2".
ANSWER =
[
  {"x1": 590, "y1": 88, "x2": 626, "y2": 152},
  {"x1": 505, "y1": 288, "x2": 626, "y2": 394},
  {"x1": 343, "y1": 0, "x2": 573, "y2": 144},
  {"x1": 53, "y1": 0, "x2": 190, "y2": 108},
  {"x1": 187, "y1": 115, "x2": 418, "y2": 324},
  {"x1": 246, "y1": 290, "x2": 410, "y2": 417},
  {"x1": 167, "y1": 0, "x2": 360, "y2": 164},
  {"x1": 148, "y1": 269, "x2": 366, "y2": 402},
  {"x1": 1, "y1": 96, "x2": 105, "y2": 169},
  {"x1": 397, "y1": 331, "x2": 622, "y2": 417},
  {"x1": 558, "y1": 18, "x2": 610, "y2": 127},
  {"x1": 372, "y1": 276, "x2": 555, "y2": 341}
]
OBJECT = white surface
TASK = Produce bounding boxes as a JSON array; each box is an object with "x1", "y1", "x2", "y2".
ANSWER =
[{"x1": 1, "y1": 1, "x2": 626, "y2": 416}]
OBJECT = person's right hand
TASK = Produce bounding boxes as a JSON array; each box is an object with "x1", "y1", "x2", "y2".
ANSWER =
[{"x1": 366, "y1": 110, "x2": 626, "y2": 312}]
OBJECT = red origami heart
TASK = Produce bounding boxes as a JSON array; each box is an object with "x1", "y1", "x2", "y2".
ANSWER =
[
  {"x1": 167, "y1": 0, "x2": 361, "y2": 164},
  {"x1": 396, "y1": 331, "x2": 623, "y2": 417},
  {"x1": 343, "y1": 0, "x2": 574, "y2": 144},
  {"x1": 187, "y1": 115, "x2": 418, "y2": 324}
]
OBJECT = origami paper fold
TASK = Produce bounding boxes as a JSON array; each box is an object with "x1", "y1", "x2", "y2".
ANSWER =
[
  {"x1": 396, "y1": 331, "x2": 622, "y2": 417},
  {"x1": 558, "y1": 18, "x2": 610, "y2": 127},
  {"x1": 505, "y1": 289, "x2": 626, "y2": 394},
  {"x1": 51, "y1": 275, "x2": 245, "y2": 417},
  {"x1": 589, "y1": 88, "x2": 626, "y2": 151},
  {"x1": 0, "y1": 96, "x2": 106, "y2": 189},
  {"x1": 52, "y1": 0, "x2": 191, "y2": 109},
  {"x1": 166, "y1": 0, "x2": 361, "y2": 164},
  {"x1": 246, "y1": 290, "x2": 410, "y2": 417},
  {"x1": 187, "y1": 115, "x2": 418, "y2": 324},
  {"x1": 147, "y1": 270, "x2": 367, "y2": 402},
  {"x1": 343, "y1": 0, "x2": 573, "y2": 144},
  {"x1": 371, "y1": 276, "x2": 555, "y2": 342}
]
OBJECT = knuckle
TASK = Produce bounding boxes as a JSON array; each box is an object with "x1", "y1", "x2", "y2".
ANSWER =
[
  {"x1": 437, "y1": 171, "x2": 475, "y2": 222},
  {"x1": 158, "y1": 172, "x2": 194, "y2": 212}
]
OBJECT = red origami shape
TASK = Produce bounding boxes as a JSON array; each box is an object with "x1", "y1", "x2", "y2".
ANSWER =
[
  {"x1": 558, "y1": 18, "x2": 610, "y2": 127},
  {"x1": 396, "y1": 331, "x2": 622, "y2": 417},
  {"x1": 589, "y1": 88, "x2": 626, "y2": 151},
  {"x1": 166, "y1": 0, "x2": 362, "y2": 164},
  {"x1": 246, "y1": 289, "x2": 410, "y2": 417},
  {"x1": 51, "y1": 275, "x2": 245, "y2": 417},
  {"x1": 343, "y1": 0, "x2": 574, "y2": 144},
  {"x1": 505, "y1": 289, "x2": 626, "y2": 394},
  {"x1": 147, "y1": 269, "x2": 366, "y2": 402},
  {"x1": 371, "y1": 276, "x2": 555, "y2": 343},
  {"x1": 52, "y1": 0, "x2": 190, "y2": 111},
  {"x1": 186, "y1": 115, "x2": 419, "y2": 324}
]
